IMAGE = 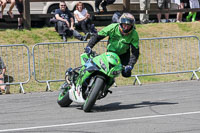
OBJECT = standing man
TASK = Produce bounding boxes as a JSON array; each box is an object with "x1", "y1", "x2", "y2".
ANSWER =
[
  {"x1": 157, "y1": 0, "x2": 171, "y2": 23},
  {"x1": 55, "y1": 1, "x2": 89, "y2": 41},
  {"x1": 15, "y1": 0, "x2": 23, "y2": 30},
  {"x1": 140, "y1": 0, "x2": 150, "y2": 24}
]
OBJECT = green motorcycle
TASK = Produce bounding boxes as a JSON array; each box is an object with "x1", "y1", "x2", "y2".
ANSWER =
[{"x1": 57, "y1": 50, "x2": 122, "y2": 112}]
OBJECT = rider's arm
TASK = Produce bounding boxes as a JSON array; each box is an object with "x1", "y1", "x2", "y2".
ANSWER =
[
  {"x1": 87, "y1": 34, "x2": 106, "y2": 48},
  {"x1": 128, "y1": 45, "x2": 140, "y2": 67},
  {"x1": 87, "y1": 23, "x2": 116, "y2": 48},
  {"x1": 128, "y1": 31, "x2": 140, "y2": 67}
]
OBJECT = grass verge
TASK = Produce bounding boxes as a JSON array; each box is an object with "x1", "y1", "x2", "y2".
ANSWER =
[{"x1": 1, "y1": 22, "x2": 200, "y2": 93}]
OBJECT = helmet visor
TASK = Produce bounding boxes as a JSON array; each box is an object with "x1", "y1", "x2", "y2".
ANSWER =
[{"x1": 120, "y1": 18, "x2": 134, "y2": 25}]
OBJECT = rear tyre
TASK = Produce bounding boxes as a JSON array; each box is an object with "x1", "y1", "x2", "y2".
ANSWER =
[
  {"x1": 57, "y1": 89, "x2": 72, "y2": 107},
  {"x1": 83, "y1": 78, "x2": 104, "y2": 112}
]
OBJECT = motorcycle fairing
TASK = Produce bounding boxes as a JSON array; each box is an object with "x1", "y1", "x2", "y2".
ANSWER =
[
  {"x1": 69, "y1": 84, "x2": 85, "y2": 103},
  {"x1": 69, "y1": 52, "x2": 123, "y2": 104}
]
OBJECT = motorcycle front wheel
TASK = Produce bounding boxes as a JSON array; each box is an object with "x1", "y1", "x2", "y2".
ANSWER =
[
  {"x1": 83, "y1": 77, "x2": 104, "y2": 112},
  {"x1": 57, "y1": 88, "x2": 72, "y2": 107}
]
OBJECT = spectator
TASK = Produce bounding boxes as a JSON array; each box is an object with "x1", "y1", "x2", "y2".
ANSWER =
[
  {"x1": 74, "y1": 2, "x2": 97, "y2": 36},
  {"x1": 140, "y1": 0, "x2": 150, "y2": 24},
  {"x1": 186, "y1": 0, "x2": 199, "y2": 22},
  {"x1": 0, "y1": 0, "x2": 15, "y2": 19},
  {"x1": 95, "y1": 0, "x2": 115, "y2": 13},
  {"x1": 112, "y1": 11, "x2": 121, "y2": 23},
  {"x1": 55, "y1": 1, "x2": 89, "y2": 42},
  {"x1": 15, "y1": 0, "x2": 23, "y2": 30},
  {"x1": 0, "y1": 57, "x2": 6, "y2": 95},
  {"x1": 157, "y1": 0, "x2": 171, "y2": 23},
  {"x1": 175, "y1": 0, "x2": 187, "y2": 22}
]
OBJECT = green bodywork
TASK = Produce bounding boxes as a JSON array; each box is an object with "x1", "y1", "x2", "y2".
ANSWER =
[
  {"x1": 77, "y1": 52, "x2": 122, "y2": 88},
  {"x1": 58, "y1": 86, "x2": 70, "y2": 101}
]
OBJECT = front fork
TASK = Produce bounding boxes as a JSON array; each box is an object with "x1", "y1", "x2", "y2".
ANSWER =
[
  {"x1": 85, "y1": 76, "x2": 114, "y2": 100},
  {"x1": 83, "y1": 77, "x2": 96, "y2": 99},
  {"x1": 99, "y1": 79, "x2": 114, "y2": 99}
]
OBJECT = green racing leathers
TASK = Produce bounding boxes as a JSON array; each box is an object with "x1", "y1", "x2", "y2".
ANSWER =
[{"x1": 87, "y1": 23, "x2": 140, "y2": 69}]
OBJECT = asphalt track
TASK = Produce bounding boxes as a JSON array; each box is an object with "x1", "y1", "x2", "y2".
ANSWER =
[{"x1": 0, "y1": 80, "x2": 200, "y2": 133}]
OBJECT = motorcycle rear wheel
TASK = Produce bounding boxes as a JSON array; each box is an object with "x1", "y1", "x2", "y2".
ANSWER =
[
  {"x1": 57, "y1": 89, "x2": 72, "y2": 107},
  {"x1": 83, "y1": 77, "x2": 104, "y2": 112}
]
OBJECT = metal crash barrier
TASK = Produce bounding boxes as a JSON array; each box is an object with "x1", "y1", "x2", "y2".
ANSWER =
[
  {"x1": 32, "y1": 36, "x2": 200, "y2": 90},
  {"x1": 32, "y1": 41, "x2": 107, "y2": 91},
  {"x1": 1, "y1": 36, "x2": 199, "y2": 93},
  {"x1": 133, "y1": 36, "x2": 200, "y2": 85},
  {"x1": 0, "y1": 44, "x2": 31, "y2": 93}
]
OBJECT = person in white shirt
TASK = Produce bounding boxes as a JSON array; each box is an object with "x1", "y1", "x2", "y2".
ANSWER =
[{"x1": 74, "y1": 2, "x2": 96, "y2": 35}]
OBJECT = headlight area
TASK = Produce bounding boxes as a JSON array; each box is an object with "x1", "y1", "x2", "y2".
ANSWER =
[
  {"x1": 100, "y1": 59, "x2": 107, "y2": 72},
  {"x1": 85, "y1": 59, "x2": 100, "y2": 72},
  {"x1": 111, "y1": 70, "x2": 121, "y2": 75},
  {"x1": 109, "y1": 65, "x2": 122, "y2": 76}
]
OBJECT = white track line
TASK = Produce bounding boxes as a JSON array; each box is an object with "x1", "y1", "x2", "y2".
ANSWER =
[{"x1": 0, "y1": 111, "x2": 200, "y2": 132}]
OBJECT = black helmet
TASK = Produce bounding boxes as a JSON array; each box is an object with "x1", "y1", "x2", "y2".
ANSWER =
[{"x1": 119, "y1": 13, "x2": 135, "y2": 34}]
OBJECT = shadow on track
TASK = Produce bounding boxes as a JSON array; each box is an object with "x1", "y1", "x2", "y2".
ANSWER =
[{"x1": 91, "y1": 101, "x2": 178, "y2": 112}]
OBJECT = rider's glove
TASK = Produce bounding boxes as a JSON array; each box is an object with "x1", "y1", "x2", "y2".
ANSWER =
[
  {"x1": 124, "y1": 65, "x2": 133, "y2": 73},
  {"x1": 65, "y1": 67, "x2": 73, "y2": 76},
  {"x1": 122, "y1": 65, "x2": 133, "y2": 77},
  {"x1": 84, "y1": 46, "x2": 92, "y2": 54}
]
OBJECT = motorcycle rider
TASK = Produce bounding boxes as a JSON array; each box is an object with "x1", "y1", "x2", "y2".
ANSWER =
[{"x1": 85, "y1": 13, "x2": 139, "y2": 77}]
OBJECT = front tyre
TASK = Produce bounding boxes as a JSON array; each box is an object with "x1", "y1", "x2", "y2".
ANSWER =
[
  {"x1": 57, "y1": 89, "x2": 72, "y2": 107},
  {"x1": 83, "y1": 78, "x2": 104, "y2": 112}
]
